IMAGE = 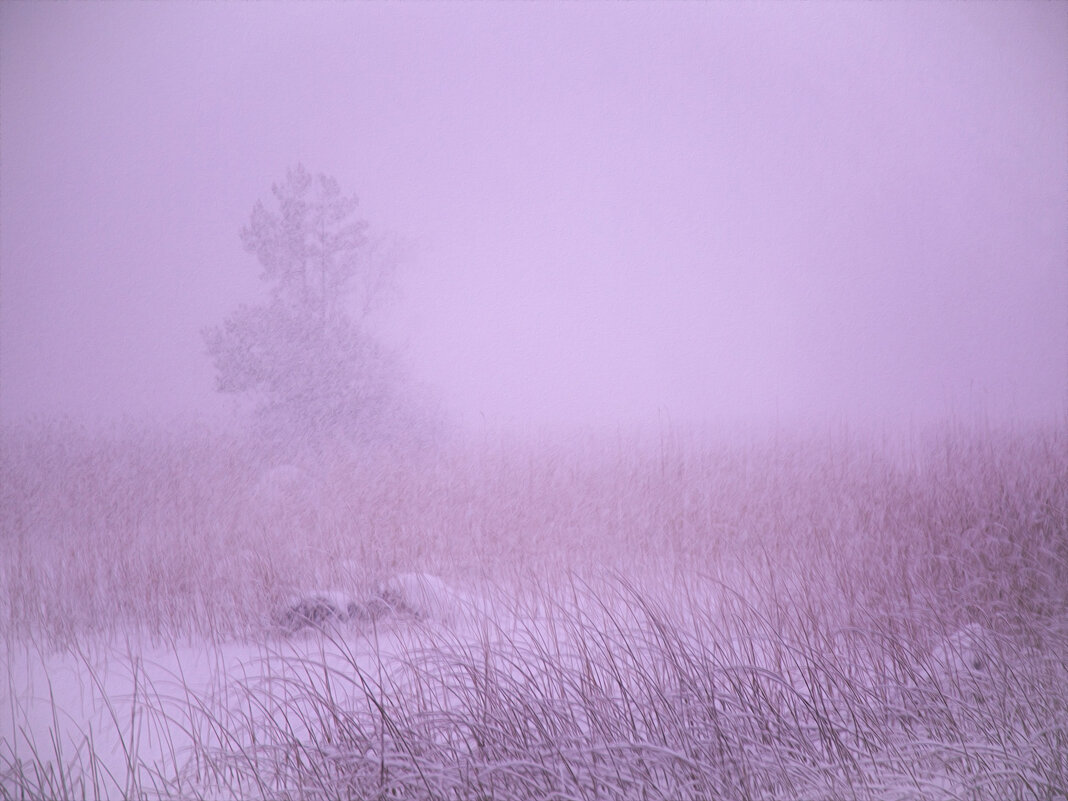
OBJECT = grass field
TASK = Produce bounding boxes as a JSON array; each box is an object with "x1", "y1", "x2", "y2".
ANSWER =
[{"x1": 2, "y1": 420, "x2": 1066, "y2": 799}]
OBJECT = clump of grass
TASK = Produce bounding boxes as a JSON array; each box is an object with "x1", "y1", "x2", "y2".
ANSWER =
[
  {"x1": 4, "y1": 575, "x2": 1066, "y2": 799},
  {"x1": 2, "y1": 421, "x2": 1066, "y2": 798},
  {"x1": 42, "y1": 576, "x2": 1054, "y2": 801}
]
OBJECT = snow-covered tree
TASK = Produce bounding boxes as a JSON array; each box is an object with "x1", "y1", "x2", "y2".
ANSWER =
[{"x1": 204, "y1": 165, "x2": 417, "y2": 447}]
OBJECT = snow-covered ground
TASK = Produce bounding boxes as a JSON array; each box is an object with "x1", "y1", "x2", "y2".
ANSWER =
[{"x1": 3, "y1": 572, "x2": 477, "y2": 795}]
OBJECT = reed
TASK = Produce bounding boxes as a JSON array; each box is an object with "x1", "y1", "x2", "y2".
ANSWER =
[{"x1": 2, "y1": 421, "x2": 1065, "y2": 798}]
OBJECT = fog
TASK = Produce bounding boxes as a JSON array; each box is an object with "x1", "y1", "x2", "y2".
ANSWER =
[{"x1": 2, "y1": 2, "x2": 1065, "y2": 435}]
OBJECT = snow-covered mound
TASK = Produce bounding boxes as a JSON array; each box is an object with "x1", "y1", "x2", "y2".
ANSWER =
[
  {"x1": 276, "y1": 573, "x2": 481, "y2": 634},
  {"x1": 929, "y1": 623, "x2": 993, "y2": 677},
  {"x1": 275, "y1": 590, "x2": 360, "y2": 634},
  {"x1": 381, "y1": 572, "x2": 478, "y2": 625}
]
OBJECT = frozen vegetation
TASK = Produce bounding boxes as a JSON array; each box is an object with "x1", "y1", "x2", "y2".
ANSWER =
[{"x1": 1, "y1": 422, "x2": 1066, "y2": 799}]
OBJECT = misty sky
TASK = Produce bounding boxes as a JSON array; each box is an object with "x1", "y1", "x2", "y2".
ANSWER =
[{"x1": 2, "y1": 3, "x2": 1065, "y2": 433}]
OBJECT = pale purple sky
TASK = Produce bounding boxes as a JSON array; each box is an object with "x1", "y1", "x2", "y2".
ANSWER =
[{"x1": 2, "y1": 2, "x2": 1065, "y2": 433}]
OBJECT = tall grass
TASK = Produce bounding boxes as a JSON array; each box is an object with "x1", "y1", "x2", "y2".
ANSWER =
[
  {"x1": 2, "y1": 420, "x2": 1066, "y2": 798},
  {"x1": 4, "y1": 576, "x2": 1065, "y2": 799},
  {"x1": 2, "y1": 420, "x2": 1064, "y2": 644},
  {"x1": 181, "y1": 584, "x2": 1065, "y2": 800}
]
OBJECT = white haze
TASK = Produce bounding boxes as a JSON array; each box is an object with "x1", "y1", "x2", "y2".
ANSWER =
[{"x1": 1, "y1": 3, "x2": 1065, "y2": 436}]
